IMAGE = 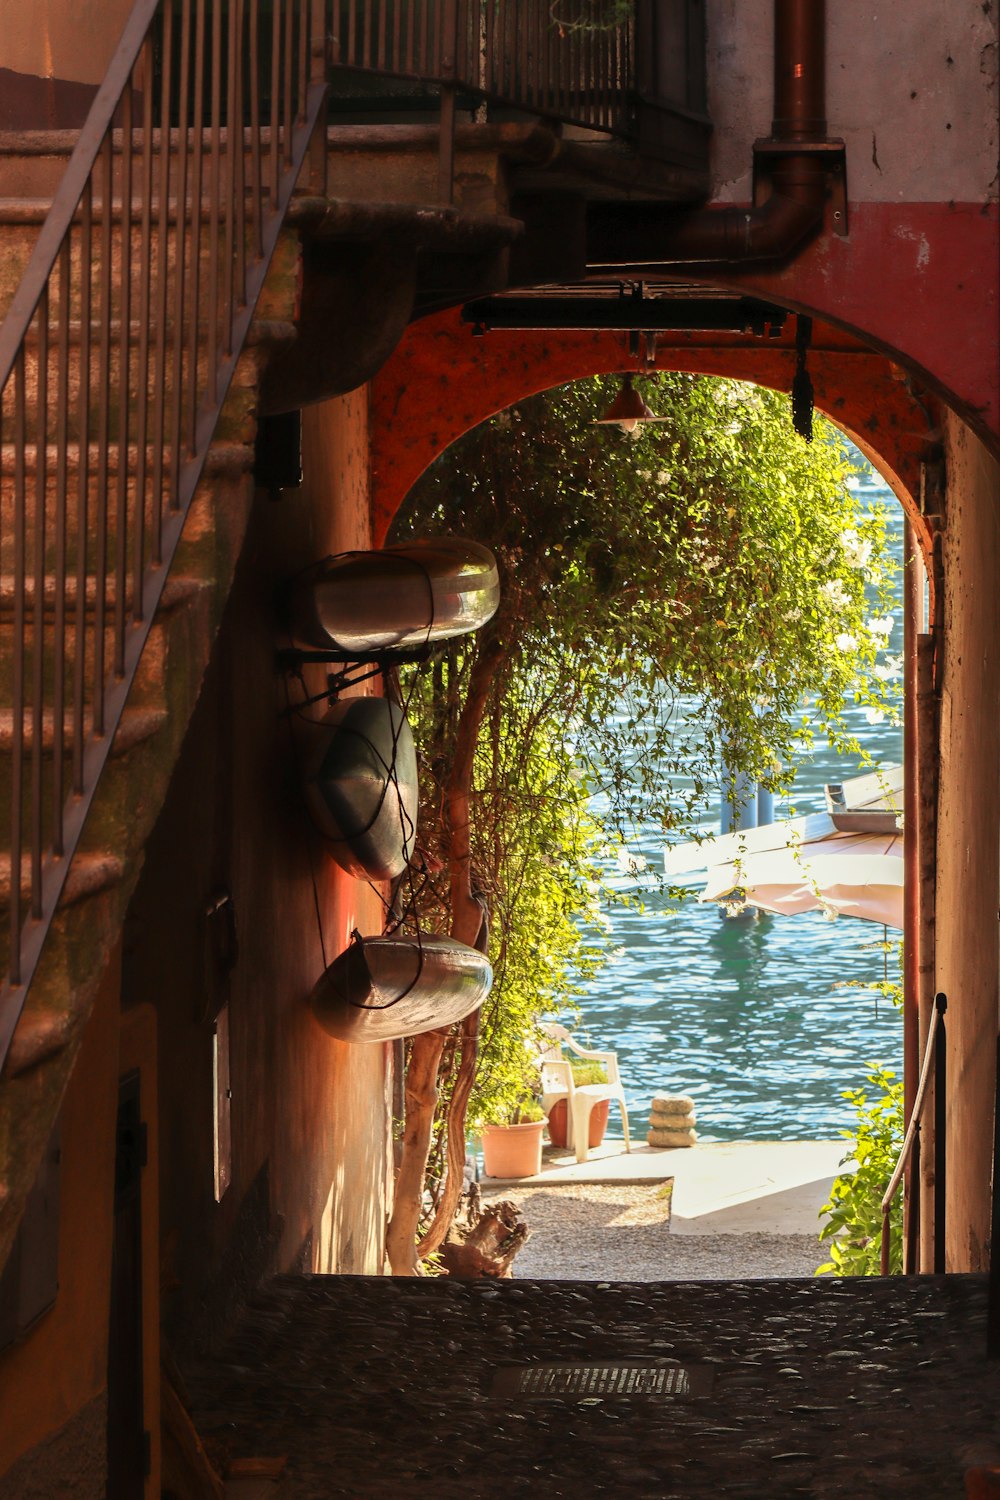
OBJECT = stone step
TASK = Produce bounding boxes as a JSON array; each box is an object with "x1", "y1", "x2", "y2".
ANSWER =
[
  {"x1": 0, "y1": 849, "x2": 125, "y2": 1003},
  {"x1": 0, "y1": 443, "x2": 256, "y2": 574},
  {"x1": 0, "y1": 575, "x2": 209, "y2": 707},
  {"x1": 0, "y1": 335, "x2": 273, "y2": 447},
  {"x1": 0, "y1": 705, "x2": 170, "y2": 853},
  {"x1": 0, "y1": 131, "x2": 79, "y2": 201},
  {"x1": 0, "y1": 703, "x2": 166, "y2": 755},
  {"x1": 0, "y1": 849, "x2": 123, "y2": 912}
]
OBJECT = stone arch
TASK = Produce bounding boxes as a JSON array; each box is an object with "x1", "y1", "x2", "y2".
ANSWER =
[{"x1": 371, "y1": 307, "x2": 940, "y2": 586}]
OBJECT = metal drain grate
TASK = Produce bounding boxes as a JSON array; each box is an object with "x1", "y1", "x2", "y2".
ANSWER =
[{"x1": 490, "y1": 1361, "x2": 715, "y2": 1400}]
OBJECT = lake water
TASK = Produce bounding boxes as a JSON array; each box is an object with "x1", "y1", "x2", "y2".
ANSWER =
[{"x1": 583, "y1": 460, "x2": 904, "y2": 1144}]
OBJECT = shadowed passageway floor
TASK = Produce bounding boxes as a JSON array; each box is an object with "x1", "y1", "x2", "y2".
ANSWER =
[{"x1": 187, "y1": 1273, "x2": 1000, "y2": 1497}]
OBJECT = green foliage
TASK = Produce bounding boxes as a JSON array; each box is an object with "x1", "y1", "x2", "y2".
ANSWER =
[
  {"x1": 817, "y1": 1064, "x2": 904, "y2": 1275},
  {"x1": 489, "y1": 1095, "x2": 546, "y2": 1125},
  {"x1": 392, "y1": 373, "x2": 898, "y2": 1139},
  {"x1": 548, "y1": 0, "x2": 634, "y2": 33},
  {"x1": 570, "y1": 1060, "x2": 608, "y2": 1085}
]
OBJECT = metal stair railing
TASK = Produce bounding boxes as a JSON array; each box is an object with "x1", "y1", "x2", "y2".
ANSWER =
[
  {"x1": 0, "y1": 0, "x2": 328, "y2": 1072},
  {"x1": 324, "y1": 0, "x2": 638, "y2": 202},
  {"x1": 880, "y1": 991, "x2": 947, "y2": 1275}
]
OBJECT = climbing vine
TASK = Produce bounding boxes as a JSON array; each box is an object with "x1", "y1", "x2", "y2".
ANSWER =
[{"x1": 384, "y1": 372, "x2": 898, "y2": 1271}]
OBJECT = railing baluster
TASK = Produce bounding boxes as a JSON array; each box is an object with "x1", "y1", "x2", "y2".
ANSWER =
[
  {"x1": 133, "y1": 38, "x2": 156, "y2": 622},
  {"x1": 94, "y1": 135, "x2": 114, "y2": 737},
  {"x1": 10, "y1": 352, "x2": 27, "y2": 982},
  {"x1": 203, "y1": 0, "x2": 220, "y2": 411},
  {"x1": 249, "y1": 0, "x2": 263, "y2": 260},
  {"x1": 73, "y1": 185, "x2": 93, "y2": 796},
  {"x1": 223, "y1": 0, "x2": 239, "y2": 357},
  {"x1": 284, "y1": 0, "x2": 294, "y2": 163},
  {"x1": 53, "y1": 240, "x2": 71, "y2": 855},
  {"x1": 298, "y1": 0, "x2": 309, "y2": 113},
  {"x1": 189, "y1": 0, "x2": 208, "y2": 441},
  {"x1": 270, "y1": 0, "x2": 282, "y2": 204},
  {"x1": 115, "y1": 82, "x2": 134, "y2": 680},
  {"x1": 234, "y1": 0, "x2": 248, "y2": 306},
  {"x1": 150, "y1": 0, "x2": 173, "y2": 567},
  {"x1": 377, "y1": 0, "x2": 387, "y2": 73},
  {"x1": 30, "y1": 298, "x2": 48, "y2": 919},
  {"x1": 169, "y1": 0, "x2": 193, "y2": 504}
]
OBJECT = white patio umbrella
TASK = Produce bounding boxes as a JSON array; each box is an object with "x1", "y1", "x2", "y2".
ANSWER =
[{"x1": 663, "y1": 767, "x2": 904, "y2": 928}]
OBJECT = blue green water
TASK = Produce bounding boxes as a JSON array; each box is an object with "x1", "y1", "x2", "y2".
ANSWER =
[{"x1": 581, "y1": 463, "x2": 904, "y2": 1144}]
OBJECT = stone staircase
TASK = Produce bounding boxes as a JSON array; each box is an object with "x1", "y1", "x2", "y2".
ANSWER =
[{"x1": 0, "y1": 127, "x2": 304, "y2": 1270}]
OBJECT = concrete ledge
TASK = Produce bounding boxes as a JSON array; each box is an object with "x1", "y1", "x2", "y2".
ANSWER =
[{"x1": 481, "y1": 1138, "x2": 851, "y2": 1236}]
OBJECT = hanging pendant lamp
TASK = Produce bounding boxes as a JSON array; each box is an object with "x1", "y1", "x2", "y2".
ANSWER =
[{"x1": 594, "y1": 373, "x2": 671, "y2": 437}]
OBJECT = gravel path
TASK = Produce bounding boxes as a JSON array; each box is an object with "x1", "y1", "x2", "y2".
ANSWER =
[{"x1": 508, "y1": 1182, "x2": 829, "y2": 1280}]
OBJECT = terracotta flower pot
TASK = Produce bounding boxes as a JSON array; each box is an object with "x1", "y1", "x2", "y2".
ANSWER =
[
  {"x1": 546, "y1": 1097, "x2": 610, "y2": 1150},
  {"x1": 481, "y1": 1120, "x2": 545, "y2": 1179}
]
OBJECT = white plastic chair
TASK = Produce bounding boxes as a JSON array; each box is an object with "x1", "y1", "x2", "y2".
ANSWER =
[{"x1": 538, "y1": 1022, "x2": 631, "y2": 1163}]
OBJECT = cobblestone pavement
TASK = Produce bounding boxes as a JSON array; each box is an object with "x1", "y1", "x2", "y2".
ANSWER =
[{"x1": 188, "y1": 1274, "x2": 1000, "y2": 1499}]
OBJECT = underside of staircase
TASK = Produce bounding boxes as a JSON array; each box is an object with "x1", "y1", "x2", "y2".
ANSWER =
[{"x1": 0, "y1": 142, "x2": 304, "y2": 1268}]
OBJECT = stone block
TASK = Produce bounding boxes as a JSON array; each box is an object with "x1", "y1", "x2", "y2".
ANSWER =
[
  {"x1": 647, "y1": 1126, "x2": 698, "y2": 1149},
  {"x1": 651, "y1": 1092, "x2": 696, "y2": 1113}
]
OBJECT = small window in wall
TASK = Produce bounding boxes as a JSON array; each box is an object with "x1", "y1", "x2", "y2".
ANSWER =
[{"x1": 213, "y1": 1003, "x2": 232, "y2": 1202}]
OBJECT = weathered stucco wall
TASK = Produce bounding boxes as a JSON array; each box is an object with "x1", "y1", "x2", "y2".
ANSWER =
[
  {"x1": 936, "y1": 410, "x2": 1000, "y2": 1270},
  {"x1": 0, "y1": 952, "x2": 120, "y2": 1494},
  {"x1": 707, "y1": 0, "x2": 999, "y2": 202},
  {"x1": 0, "y1": 0, "x2": 131, "y2": 84},
  {"x1": 124, "y1": 387, "x2": 393, "y2": 1364}
]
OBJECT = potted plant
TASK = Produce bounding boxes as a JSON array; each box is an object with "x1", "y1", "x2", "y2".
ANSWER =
[
  {"x1": 546, "y1": 1060, "x2": 611, "y2": 1150},
  {"x1": 480, "y1": 1095, "x2": 547, "y2": 1179}
]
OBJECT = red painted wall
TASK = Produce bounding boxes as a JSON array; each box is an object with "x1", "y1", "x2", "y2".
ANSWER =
[
  {"x1": 371, "y1": 310, "x2": 937, "y2": 572},
  {"x1": 124, "y1": 389, "x2": 392, "y2": 1366}
]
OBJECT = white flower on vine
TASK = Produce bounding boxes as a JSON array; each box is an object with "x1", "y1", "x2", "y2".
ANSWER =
[
  {"x1": 864, "y1": 706, "x2": 887, "y2": 725},
  {"x1": 835, "y1": 631, "x2": 858, "y2": 652},
  {"x1": 785, "y1": 607, "x2": 803, "y2": 622},
  {"x1": 820, "y1": 578, "x2": 851, "y2": 612},
  {"x1": 840, "y1": 529, "x2": 873, "y2": 570},
  {"x1": 873, "y1": 654, "x2": 903, "y2": 681},
  {"x1": 867, "y1": 614, "x2": 894, "y2": 639}
]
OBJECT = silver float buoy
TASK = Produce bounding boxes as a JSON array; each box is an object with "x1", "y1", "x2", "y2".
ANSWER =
[
  {"x1": 300, "y1": 697, "x2": 418, "y2": 880},
  {"x1": 310, "y1": 931, "x2": 493, "y2": 1043},
  {"x1": 286, "y1": 538, "x2": 500, "y2": 658}
]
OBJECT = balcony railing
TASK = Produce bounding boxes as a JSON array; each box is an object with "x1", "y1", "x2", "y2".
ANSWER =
[{"x1": 325, "y1": 0, "x2": 710, "y2": 198}]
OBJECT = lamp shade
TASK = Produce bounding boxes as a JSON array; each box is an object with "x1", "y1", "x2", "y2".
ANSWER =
[
  {"x1": 300, "y1": 697, "x2": 418, "y2": 880},
  {"x1": 310, "y1": 932, "x2": 493, "y2": 1043},
  {"x1": 285, "y1": 538, "x2": 500, "y2": 657},
  {"x1": 594, "y1": 374, "x2": 657, "y2": 433}
]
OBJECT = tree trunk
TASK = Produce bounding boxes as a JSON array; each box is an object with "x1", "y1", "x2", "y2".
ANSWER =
[
  {"x1": 438, "y1": 1194, "x2": 530, "y2": 1279},
  {"x1": 385, "y1": 1027, "x2": 449, "y2": 1274},
  {"x1": 385, "y1": 637, "x2": 505, "y2": 1274},
  {"x1": 418, "y1": 1002, "x2": 481, "y2": 1260}
]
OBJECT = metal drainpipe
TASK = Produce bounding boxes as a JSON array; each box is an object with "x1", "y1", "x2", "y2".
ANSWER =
[
  {"x1": 902, "y1": 522, "x2": 922, "y2": 1270},
  {"x1": 587, "y1": 0, "x2": 830, "y2": 268}
]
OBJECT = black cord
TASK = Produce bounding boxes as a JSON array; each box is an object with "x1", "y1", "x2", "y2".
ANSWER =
[{"x1": 792, "y1": 314, "x2": 814, "y2": 442}]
